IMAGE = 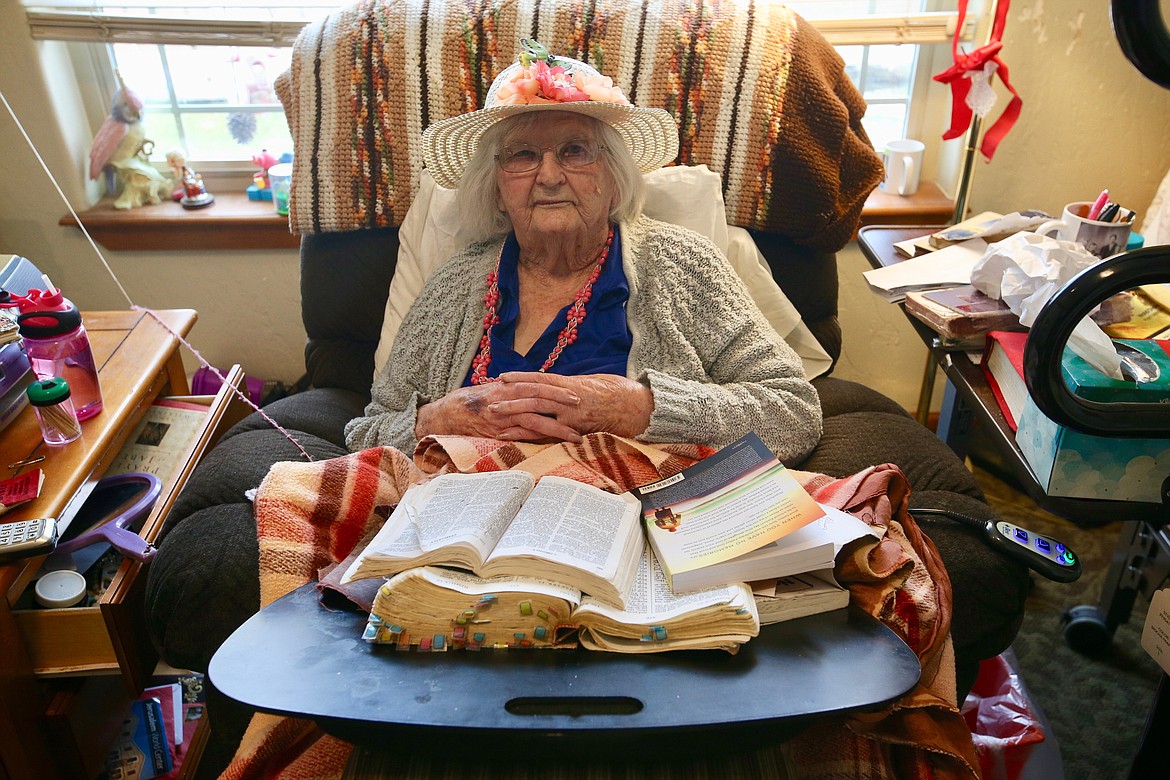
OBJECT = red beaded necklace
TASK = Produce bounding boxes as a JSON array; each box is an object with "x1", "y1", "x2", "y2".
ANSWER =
[{"x1": 470, "y1": 227, "x2": 615, "y2": 385}]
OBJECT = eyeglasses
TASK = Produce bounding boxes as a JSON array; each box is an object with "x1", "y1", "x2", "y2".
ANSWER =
[{"x1": 495, "y1": 138, "x2": 609, "y2": 173}]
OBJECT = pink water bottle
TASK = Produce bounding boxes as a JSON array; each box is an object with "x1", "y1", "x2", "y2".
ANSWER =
[{"x1": 17, "y1": 298, "x2": 103, "y2": 421}]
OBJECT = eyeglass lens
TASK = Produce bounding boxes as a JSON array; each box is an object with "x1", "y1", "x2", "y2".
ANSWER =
[{"x1": 498, "y1": 138, "x2": 601, "y2": 172}]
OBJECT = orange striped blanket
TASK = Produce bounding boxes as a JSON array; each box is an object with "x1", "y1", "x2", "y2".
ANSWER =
[{"x1": 223, "y1": 434, "x2": 979, "y2": 779}]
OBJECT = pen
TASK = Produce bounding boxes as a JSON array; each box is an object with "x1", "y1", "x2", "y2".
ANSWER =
[
  {"x1": 1088, "y1": 189, "x2": 1110, "y2": 220},
  {"x1": 1098, "y1": 202, "x2": 1121, "y2": 223}
]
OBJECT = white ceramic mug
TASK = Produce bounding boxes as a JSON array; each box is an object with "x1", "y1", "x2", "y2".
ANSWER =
[
  {"x1": 1036, "y1": 202, "x2": 1133, "y2": 259},
  {"x1": 879, "y1": 139, "x2": 925, "y2": 196}
]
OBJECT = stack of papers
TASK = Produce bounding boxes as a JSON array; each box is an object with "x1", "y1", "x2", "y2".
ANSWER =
[{"x1": 863, "y1": 239, "x2": 988, "y2": 303}]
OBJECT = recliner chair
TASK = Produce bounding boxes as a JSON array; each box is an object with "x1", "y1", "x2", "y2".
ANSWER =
[{"x1": 143, "y1": 1, "x2": 1031, "y2": 773}]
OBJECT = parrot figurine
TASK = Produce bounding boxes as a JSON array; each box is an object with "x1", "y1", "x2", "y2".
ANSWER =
[{"x1": 89, "y1": 74, "x2": 167, "y2": 209}]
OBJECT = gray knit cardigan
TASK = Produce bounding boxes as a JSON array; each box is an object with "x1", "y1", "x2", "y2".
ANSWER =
[{"x1": 345, "y1": 216, "x2": 823, "y2": 465}]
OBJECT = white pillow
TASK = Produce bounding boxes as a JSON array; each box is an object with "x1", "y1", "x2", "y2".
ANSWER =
[{"x1": 373, "y1": 166, "x2": 831, "y2": 380}]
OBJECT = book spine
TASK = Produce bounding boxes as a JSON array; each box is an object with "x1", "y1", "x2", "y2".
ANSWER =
[
  {"x1": 0, "y1": 341, "x2": 31, "y2": 398},
  {"x1": 0, "y1": 375, "x2": 31, "y2": 436}
]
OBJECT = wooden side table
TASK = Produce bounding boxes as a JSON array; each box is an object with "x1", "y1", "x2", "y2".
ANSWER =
[{"x1": 0, "y1": 309, "x2": 247, "y2": 779}]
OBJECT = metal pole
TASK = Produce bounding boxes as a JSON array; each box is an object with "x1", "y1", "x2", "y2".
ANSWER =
[
  {"x1": 951, "y1": 113, "x2": 983, "y2": 225},
  {"x1": 949, "y1": 0, "x2": 1000, "y2": 225}
]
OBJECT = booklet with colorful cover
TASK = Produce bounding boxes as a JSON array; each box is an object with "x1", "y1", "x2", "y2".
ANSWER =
[{"x1": 631, "y1": 432, "x2": 832, "y2": 592}]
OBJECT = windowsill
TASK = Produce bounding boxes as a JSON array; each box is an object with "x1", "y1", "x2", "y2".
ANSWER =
[
  {"x1": 61, "y1": 182, "x2": 954, "y2": 252},
  {"x1": 859, "y1": 181, "x2": 953, "y2": 227},
  {"x1": 58, "y1": 192, "x2": 299, "y2": 252}
]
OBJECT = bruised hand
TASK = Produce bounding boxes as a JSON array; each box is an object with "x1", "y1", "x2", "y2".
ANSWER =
[
  {"x1": 415, "y1": 380, "x2": 585, "y2": 443},
  {"x1": 491, "y1": 372, "x2": 653, "y2": 439}
]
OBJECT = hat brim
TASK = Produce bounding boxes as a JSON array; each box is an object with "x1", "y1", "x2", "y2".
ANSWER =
[{"x1": 421, "y1": 102, "x2": 680, "y2": 189}]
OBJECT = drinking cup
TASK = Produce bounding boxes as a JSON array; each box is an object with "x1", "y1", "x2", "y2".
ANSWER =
[
  {"x1": 269, "y1": 162, "x2": 293, "y2": 217},
  {"x1": 1036, "y1": 202, "x2": 1133, "y2": 259},
  {"x1": 879, "y1": 139, "x2": 925, "y2": 196}
]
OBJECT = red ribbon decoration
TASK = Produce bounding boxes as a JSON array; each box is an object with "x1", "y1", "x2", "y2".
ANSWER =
[{"x1": 932, "y1": 0, "x2": 1022, "y2": 161}]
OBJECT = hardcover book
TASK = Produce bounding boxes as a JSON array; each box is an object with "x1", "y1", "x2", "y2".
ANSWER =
[
  {"x1": 341, "y1": 471, "x2": 644, "y2": 608},
  {"x1": 1011, "y1": 337, "x2": 1170, "y2": 502},
  {"x1": 981, "y1": 330, "x2": 1029, "y2": 430},
  {"x1": 105, "y1": 696, "x2": 173, "y2": 780},
  {"x1": 344, "y1": 433, "x2": 868, "y2": 652},
  {"x1": 905, "y1": 285, "x2": 1021, "y2": 342}
]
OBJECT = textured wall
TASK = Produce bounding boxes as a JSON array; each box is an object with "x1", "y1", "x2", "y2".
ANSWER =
[{"x1": 834, "y1": 0, "x2": 1170, "y2": 411}]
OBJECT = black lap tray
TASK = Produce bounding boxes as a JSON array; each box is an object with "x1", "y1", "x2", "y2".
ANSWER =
[{"x1": 210, "y1": 583, "x2": 920, "y2": 759}]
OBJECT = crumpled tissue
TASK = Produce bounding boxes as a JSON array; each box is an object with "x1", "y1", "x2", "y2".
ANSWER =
[{"x1": 970, "y1": 231, "x2": 1122, "y2": 378}]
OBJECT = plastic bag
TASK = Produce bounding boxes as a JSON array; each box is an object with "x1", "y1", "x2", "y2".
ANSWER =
[
  {"x1": 191, "y1": 365, "x2": 264, "y2": 406},
  {"x1": 961, "y1": 652, "x2": 1052, "y2": 780}
]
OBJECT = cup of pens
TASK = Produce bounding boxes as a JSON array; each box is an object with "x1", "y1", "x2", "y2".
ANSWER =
[{"x1": 1036, "y1": 193, "x2": 1135, "y2": 259}]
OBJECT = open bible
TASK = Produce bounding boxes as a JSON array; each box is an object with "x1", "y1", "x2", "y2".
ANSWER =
[
  {"x1": 341, "y1": 471, "x2": 643, "y2": 608},
  {"x1": 341, "y1": 433, "x2": 873, "y2": 653},
  {"x1": 363, "y1": 547, "x2": 759, "y2": 653}
]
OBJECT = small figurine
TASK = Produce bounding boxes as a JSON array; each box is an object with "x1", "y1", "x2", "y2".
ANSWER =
[
  {"x1": 179, "y1": 162, "x2": 215, "y2": 209},
  {"x1": 245, "y1": 149, "x2": 280, "y2": 201},
  {"x1": 252, "y1": 149, "x2": 280, "y2": 187},
  {"x1": 110, "y1": 151, "x2": 166, "y2": 209},
  {"x1": 89, "y1": 72, "x2": 167, "y2": 210},
  {"x1": 165, "y1": 149, "x2": 188, "y2": 202}
]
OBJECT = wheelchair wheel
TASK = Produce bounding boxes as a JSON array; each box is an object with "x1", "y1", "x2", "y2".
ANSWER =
[{"x1": 1062, "y1": 604, "x2": 1114, "y2": 656}]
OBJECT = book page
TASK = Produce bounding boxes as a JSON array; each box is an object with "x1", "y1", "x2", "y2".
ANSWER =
[
  {"x1": 417, "y1": 566, "x2": 582, "y2": 604},
  {"x1": 813, "y1": 504, "x2": 881, "y2": 556},
  {"x1": 575, "y1": 546, "x2": 741, "y2": 624},
  {"x1": 106, "y1": 400, "x2": 208, "y2": 483},
  {"x1": 341, "y1": 471, "x2": 533, "y2": 583},
  {"x1": 412, "y1": 471, "x2": 533, "y2": 553},
  {"x1": 486, "y1": 475, "x2": 640, "y2": 579}
]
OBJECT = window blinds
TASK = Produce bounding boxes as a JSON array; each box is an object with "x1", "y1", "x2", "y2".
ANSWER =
[{"x1": 25, "y1": 1, "x2": 978, "y2": 47}]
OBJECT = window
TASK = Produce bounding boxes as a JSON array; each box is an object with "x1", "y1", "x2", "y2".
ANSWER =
[
  {"x1": 787, "y1": 1, "x2": 968, "y2": 152},
  {"x1": 27, "y1": 1, "x2": 331, "y2": 168},
  {"x1": 108, "y1": 42, "x2": 294, "y2": 162},
  {"x1": 27, "y1": 1, "x2": 985, "y2": 166}
]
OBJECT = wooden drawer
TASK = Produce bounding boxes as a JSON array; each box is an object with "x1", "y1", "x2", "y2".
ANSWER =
[{"x1": 10, "y1": 366, "x2": 249, "y2": 692}]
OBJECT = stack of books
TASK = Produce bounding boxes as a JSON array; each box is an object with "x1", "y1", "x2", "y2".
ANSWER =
[
  {"x1": 106, "y1": 668, "x2": 206, "y2": 780},
  {"x1": 0, "y1": 316, "x2": 31, "y2": 435},
  {"x1": 983, "y1": 331, "x2": 1170, "y2": 503},
  {"x1": 342, "y1": 433, "x2": 875, "y2": 653},
  {"x1": 0, "y1": 254, "x2": 50, "y2": 434},
  {"x1": 904, "y1": 285, "x2": 1024, "y2": 350}
]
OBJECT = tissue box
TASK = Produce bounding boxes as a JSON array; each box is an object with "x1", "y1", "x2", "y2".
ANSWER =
[{"x1": 1015, "y1": 339, "x2": 1170, "y2": 503}]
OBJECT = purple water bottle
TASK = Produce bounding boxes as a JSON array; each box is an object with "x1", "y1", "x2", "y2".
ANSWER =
[{"x1": 17, "y1": 306, "x2": 104, "y2": 421}]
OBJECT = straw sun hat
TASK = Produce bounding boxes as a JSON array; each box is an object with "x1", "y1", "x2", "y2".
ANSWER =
[{"x1": 421, "y1": 40, "x2": 679, "y2": 189}]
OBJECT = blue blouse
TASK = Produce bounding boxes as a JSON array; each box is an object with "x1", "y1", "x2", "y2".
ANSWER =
[{"x1": 462, "y1": 227, "x2": 632, "y2": 385}]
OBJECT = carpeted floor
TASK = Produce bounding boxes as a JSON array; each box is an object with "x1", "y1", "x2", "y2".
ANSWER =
[{"x1": 972, "y1": 463, "x2": 1163, "y2": 780}]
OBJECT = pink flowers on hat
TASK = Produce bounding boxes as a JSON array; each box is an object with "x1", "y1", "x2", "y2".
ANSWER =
[{"x1": 493, "y1": 54, "x2": 630, "y2": 106}]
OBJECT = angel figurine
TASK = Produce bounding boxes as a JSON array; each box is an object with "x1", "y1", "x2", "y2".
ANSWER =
[{"x1": 88, "y1": 73, "x2": 167, "y2": 209}]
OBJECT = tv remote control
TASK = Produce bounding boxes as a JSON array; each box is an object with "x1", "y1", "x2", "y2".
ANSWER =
[{"x1": 983, "y1": 520, "x2": 1081, "y2": 583}]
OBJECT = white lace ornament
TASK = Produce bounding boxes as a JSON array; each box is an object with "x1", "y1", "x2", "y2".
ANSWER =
[{"x1": 966, "y1": 60, "x2": 1000, "y2": 118}]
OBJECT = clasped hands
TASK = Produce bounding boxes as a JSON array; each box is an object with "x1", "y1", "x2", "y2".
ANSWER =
[{"x1": 415, "y1": 372, "x2": 653, "y2": 443}]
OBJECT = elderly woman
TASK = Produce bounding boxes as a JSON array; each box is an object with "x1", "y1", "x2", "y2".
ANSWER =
[{"x1": 345, "y1": 43, "x2": 821, "y2": 464}]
